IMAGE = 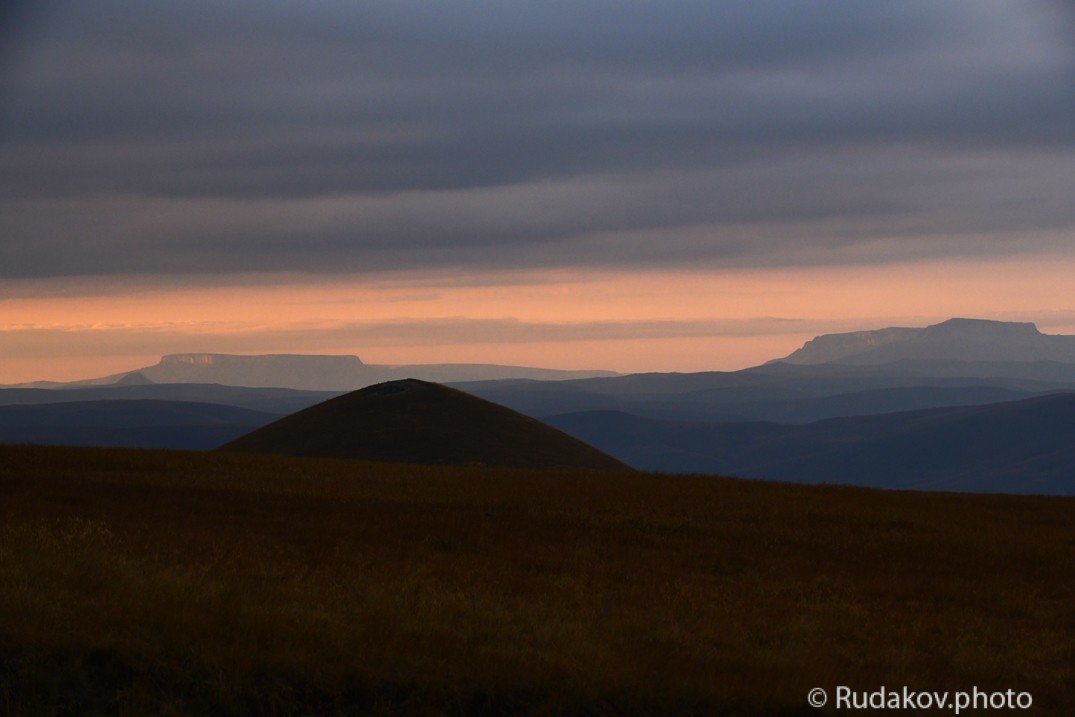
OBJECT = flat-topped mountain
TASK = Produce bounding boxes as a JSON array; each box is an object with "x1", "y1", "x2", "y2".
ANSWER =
[
  {"x1": 144, "y1": 353, "x2": 367, "y2": 389},
  {"x1": 220, "y1": 379, "x2": 629, "y2": 470},
  {"x1": 776, "y1": 318, "x2": 1075, "y2": 365},
  {"x1": 9, "y1": 353, "x2": 617, "y2": 391}
]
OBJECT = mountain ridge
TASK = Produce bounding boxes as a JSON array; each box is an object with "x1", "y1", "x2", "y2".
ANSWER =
[
  {"x1": 545, "y1": 392, "x2": 1075, "y2": 495},
  {"x1": 0, "y1": 399, "x2": 279, "y2": 451},
  {"x1": 776, "y1": 318, "x2": 1075, "y2": 365}
]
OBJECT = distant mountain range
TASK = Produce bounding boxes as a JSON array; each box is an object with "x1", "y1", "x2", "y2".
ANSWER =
[
  {"x1": 0, "y1": 383, "x2": 336, "y2": 415},
  {"x1": 775, "y1": 318, "x2": 1075, "y2": 365},
  {"x1": 0, "y1": 400, "x2": 279, "y2": 451},
  {"x1": 454, "y1": 319, "x2": 1075, "y2": 423},
  {"x1": 454, "y1": 368, "x2": 1074, "y2": 425},
  {"x1": 8, "y1": 353, "x2": 618, "y2": 391},
  {"x1": 222, "y1": 379, "x2": 629, "y2": 471},
  {"x1": 455, "y1": 369, "x2": 1075, "y2": 425},
  {"x1": 5, "y1": 321, "x2": 1073, "y2": 429},
  {"x1": 2, "y1": 317, "x2": 1073, "y2": 494},
  {"x1": 546, "y1": 393, "x2": 1075, "y2": 495}
]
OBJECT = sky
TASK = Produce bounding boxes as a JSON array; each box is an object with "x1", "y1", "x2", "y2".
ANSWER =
[{"x1": 1, "y1": 1, "x2": 1073, "y2": 382}]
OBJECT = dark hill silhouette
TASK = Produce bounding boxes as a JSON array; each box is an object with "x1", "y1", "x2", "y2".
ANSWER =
[{"x1": 220, "y1": 379, "x2": 629, "y2": 470}]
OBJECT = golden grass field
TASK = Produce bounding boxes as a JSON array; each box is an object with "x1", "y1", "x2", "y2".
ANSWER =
[{"x1": 1, "y1": 444, "x2": 1072, "y2": 715}]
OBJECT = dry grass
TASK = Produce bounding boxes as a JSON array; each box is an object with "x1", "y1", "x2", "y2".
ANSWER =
[{"x1": 1, "y1": 444, "x2": 1072, "y2": 715}]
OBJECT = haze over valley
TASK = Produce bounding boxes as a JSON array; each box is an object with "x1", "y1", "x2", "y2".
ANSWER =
[{"x1": 3, "y1": 317, "x2": 1073, "y2": 495}]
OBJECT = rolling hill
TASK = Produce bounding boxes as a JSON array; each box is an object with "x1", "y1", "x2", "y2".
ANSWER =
[
  {"x1": 221, "y1": 379, "x2": 629, "y2": 470},
  {"x1": 0, "y1": 400, "x2": 280, "y2": 450},
  {"x1": 546, "y1": 393, "x2": 1075, "y2": 495}
]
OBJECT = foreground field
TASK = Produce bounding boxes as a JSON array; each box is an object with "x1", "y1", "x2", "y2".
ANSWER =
[{"x1": 1, "y1": 445, "x2": 1072, "y2": 715}]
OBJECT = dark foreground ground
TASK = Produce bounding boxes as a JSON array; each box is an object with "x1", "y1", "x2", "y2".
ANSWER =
[{"x1": 1, "y1": 445, "x2": 1072, "y2": 715}]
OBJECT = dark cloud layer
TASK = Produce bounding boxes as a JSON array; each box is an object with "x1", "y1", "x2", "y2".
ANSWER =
[{"x1": 1, "y1": 1, "x2": 1073, "y2": 279}]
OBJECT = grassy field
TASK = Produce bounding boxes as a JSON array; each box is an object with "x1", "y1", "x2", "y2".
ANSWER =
[{"x1": 1, "y1": 445, "x2": 1072, "y2": 715}]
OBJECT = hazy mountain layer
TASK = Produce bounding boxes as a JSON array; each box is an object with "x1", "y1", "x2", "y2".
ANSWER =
[
  {"x1": 546, "y1": 393, "x2": 1075, "y2": 495},
  {"x1": 0, "y1": 384, "x2": 336, "y2": 415},
  {"x1": 0, "y1": 400, "x2": 280, "y2": 451},
  {"x1": 455, "y1": 370, "x2": 1071, "y2": 424}
]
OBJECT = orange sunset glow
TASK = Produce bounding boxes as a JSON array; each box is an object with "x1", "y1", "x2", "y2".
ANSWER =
[{"x1": 3, "y1": 255, "x2": 1073, "y2": 383}]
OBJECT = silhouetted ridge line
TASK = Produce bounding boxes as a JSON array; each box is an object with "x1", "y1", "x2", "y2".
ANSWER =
[{"x1": 545, "y1": 392, "x2": 1075, "y2": 495}]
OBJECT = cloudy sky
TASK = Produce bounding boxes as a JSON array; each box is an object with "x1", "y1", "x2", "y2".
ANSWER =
[{"x1": 1, "y1": 1, "x2": 1073, "y2": 381}]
